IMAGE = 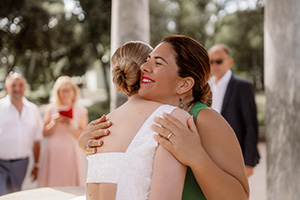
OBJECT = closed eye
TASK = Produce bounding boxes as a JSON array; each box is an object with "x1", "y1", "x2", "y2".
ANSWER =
[{"x1": 154, "y1": 56, "x2": 168, "y2": 65}]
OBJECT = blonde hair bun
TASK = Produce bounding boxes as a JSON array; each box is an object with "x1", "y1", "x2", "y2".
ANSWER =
[{"x1": 111, "y1": 41, "x2": 152, "y2": 96}]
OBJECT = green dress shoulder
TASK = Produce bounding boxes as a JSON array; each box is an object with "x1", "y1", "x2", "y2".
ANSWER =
[{"x1": 182, "y1": 102, "x2": 208, "y2": 200}]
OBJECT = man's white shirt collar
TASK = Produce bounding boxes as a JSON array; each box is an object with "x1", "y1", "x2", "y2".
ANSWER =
[
  {"x1": 211, "y1": 70, "x2": 232, "y2": 87},
  {"x1": 209, "y1": 70, "x2": 232, "y2": 113}
]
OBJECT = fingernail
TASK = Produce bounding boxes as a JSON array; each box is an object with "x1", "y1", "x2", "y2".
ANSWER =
[{"x1": 105, "y1": 129, "x2": 110, "y2": 135}]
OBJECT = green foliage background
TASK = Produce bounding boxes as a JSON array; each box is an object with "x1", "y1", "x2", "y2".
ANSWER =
[{"x1": 0, "y1": 0, "x2": 265, "y2": 124}]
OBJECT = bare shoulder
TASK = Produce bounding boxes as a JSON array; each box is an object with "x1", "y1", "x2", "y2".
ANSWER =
[
  {"x1": 142, "y1": 99, "x2": 163, "y2": 107},
  {"x1": 196, "y1": 107, "x2": 227, "y2": 125},
  {"x1": 43, "y1": 104, "x2": 55, "y2": 117},
  {"x1": 170, "y1": 108, "x2": 190, "y2": 126},
  {"x1": 195, "y1": 107, "x2": 237, "y2": 141},
  {"x1": 108, "y1": 99, "x2": 166, "y2": 124},
  {"x1": 74, "y1": 104, "x2": 88, "y2": 112},
  {"x1": 45, "y1": 103, "x2": 55, "y2": 111}
]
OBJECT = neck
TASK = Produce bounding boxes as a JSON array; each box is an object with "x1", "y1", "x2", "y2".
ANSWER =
[
  {"x1": 127, "y1": 93, "x2": 144, "y2": 102},
  {"x1": 60, "y1": 101, "x2": 73, "y2": 106},
  {"x1": 213, "y1": 74, "x2": 224, "y2": 83},
  {"x1": 62, "y1": 103, "x2": 73, "y2": 106},
  {"x1": 186, "y1": 103, "x2": 195, "y2": 112},
  {"x1": 214, "y1": 77, "x2": 221, "y2": 83},
  {"x1": 214, "y1": 70, "x2": 229, "y2": 83},
  {"x1": 10, "y1": 96, "x2": 23, "y2": 105},
  {"x1": 10, "y1": 97, "x2": 23, "y2": 114},
  {"x1": 180, "y1": 91, "x2": 194, "y2": 111}
]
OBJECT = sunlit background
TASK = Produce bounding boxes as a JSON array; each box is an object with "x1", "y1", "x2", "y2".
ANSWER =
[{"x1": 0, "y1": 1, "x2": 266, "y2": 199}]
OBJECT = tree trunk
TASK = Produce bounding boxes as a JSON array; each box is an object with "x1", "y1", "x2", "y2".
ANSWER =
[
  {"x1": 265, "y1": 0, "x2": 300, "y2": 199},
  {"x1": 110, "y1": 0, "x2": 150, "y2": 111}
]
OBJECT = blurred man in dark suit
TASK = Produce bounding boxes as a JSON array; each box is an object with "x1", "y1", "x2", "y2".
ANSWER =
[{"x1": 208, "y1": 44, "x2": 260, "y2": 177}]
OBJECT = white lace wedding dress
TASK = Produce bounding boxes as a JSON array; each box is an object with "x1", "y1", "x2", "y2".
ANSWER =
[{"x1": 74, "y1": 105, "x2": 177, "y2": 200}]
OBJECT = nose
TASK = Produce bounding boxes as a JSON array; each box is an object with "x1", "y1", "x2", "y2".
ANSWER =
[
  {"x1": 13, "y1": 85, "x2": 21, "y2": 92},
  {"x1": 141, "y1": 60, "x2": 151, "y2": 74}
]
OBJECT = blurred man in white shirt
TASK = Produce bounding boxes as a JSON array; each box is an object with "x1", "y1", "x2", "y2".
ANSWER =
[{"x1": 0, "y1": 72, "x2": 43, "y2": 196}]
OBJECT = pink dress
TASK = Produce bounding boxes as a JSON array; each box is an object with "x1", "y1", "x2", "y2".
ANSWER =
[{"x1": 38, "y1": 104, "x2": 87, "y2": 187}]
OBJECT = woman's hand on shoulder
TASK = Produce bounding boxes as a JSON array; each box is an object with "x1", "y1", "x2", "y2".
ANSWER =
[
  {"x1": 78, "y1": 115, "x2": 112, "y2": 156},
  {"x1": 152, "y1": 112, "x2": 202, "y2": 167}
]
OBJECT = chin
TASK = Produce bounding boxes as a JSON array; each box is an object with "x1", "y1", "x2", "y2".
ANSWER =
[
  {"x1": 138, "y1": 89, "x2": 151, "y2": 100},
  {"x1": 138, "y1": 89, "x2": 146, "y2": 98}
]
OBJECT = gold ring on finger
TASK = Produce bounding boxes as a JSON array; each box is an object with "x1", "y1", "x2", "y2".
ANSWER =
[{"x1": 167, "y1": 132, "x2": 173, "y2": 140}]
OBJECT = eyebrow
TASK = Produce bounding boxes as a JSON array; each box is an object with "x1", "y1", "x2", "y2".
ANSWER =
[{"x1": 154, "y1": 56, "x2": 169, "y2": 65}]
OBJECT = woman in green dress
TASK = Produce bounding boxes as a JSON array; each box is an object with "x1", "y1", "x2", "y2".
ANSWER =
[{"x1": 79, "y1": 35, "x2": 249, "y2": 200}]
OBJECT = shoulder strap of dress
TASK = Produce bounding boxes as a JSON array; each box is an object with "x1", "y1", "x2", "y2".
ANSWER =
[
  {"x1": 125, "y1": 105, "x2": 176, "y2": 153},
  {"x1": 189, "y1": 102, "x2": 208, "y2": 123}
]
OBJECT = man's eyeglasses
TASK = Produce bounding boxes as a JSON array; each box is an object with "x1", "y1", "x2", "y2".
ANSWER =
[{"x1": 210, "y1": 59, "x2": 224, "y2": 65}]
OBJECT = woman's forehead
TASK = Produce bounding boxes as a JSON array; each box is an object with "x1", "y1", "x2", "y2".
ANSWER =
[
  {"x1": 151, "y1": 42, "x2": 176, "y2": 62},
  {"x1": 59, "y1": 83, "x2": 73, "y2": 89}
]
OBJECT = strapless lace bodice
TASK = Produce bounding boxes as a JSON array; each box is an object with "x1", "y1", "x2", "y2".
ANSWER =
[{"x1": 86, "y1": 105, "x2": 177, "y2": 200}]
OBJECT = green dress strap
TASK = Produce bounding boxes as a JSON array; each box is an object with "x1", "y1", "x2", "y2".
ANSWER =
[
  {"x1": 182, "y1": 102, "x2": 208, "y2": 200},
  {"x1": 189, "y1": 102, "x2": 208, "y2": 123}
]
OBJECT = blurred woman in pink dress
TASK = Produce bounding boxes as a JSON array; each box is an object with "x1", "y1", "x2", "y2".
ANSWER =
[{"x1": 38, "y1": 76, "x2": 88, "y2": 187}]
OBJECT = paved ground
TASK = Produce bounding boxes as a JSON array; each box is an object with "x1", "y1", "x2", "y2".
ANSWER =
[{"x1": 248, "y1": 142, "x2": 267, "y2": 200}]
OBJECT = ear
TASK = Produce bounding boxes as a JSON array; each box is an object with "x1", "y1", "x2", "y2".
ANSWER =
[{"x1": 177, "y1": 77, "x2": 194, "y2": 95}]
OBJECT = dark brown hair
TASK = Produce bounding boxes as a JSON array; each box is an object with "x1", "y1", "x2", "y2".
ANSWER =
[
  {"x1": 161, "y1": 35, "x2": 212, "y2": 107},
  {"x1": 111, "y1": 41, "x2": 153, "y2": 96}
]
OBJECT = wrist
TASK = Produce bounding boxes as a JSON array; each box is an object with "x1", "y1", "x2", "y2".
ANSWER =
[
  {"x1": 189, "y1": 147, "x2": 207, "y2": 169},
  {"x1": 33, "y1": 163, "x2": 39, "y2": 168}
]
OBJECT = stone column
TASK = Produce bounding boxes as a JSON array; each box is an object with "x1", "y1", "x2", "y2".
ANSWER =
[
  {"x1": 265, "y1": 0, "x2": 300, "y2": 199},
  {"x1": 110, "y1": 0, "x2": 150, "y2": 110}
]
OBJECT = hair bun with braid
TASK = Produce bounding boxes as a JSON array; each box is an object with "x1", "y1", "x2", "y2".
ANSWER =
[
  {"x1": 111, "y1": 41, "x2": 153, "y2": 96},
  {"x1": 112, "y1": 58, "x2": 140, "y2": 95}
]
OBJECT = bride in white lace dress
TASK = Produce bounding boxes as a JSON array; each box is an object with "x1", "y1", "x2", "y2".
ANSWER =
[{"x1": 83, "y1": 41, "x2": 190, "y2": 200}]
